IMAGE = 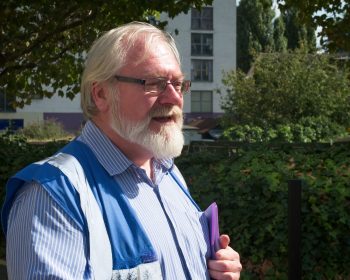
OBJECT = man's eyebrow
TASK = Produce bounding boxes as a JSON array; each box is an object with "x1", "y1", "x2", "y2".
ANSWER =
[
  {"x1": 144, "y1": 74, "x2": 186, "y2": 80},
  {"x1": 173, "y1": 74, "x2": 185, "y2": 80}
]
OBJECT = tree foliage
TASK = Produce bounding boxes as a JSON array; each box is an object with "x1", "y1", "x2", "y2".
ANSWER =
[
  {"x1": 221, "y1": 52, "x2": 350, "y2": 141},
  {"x1": 236, "y1": 0, "x2": 317, "y2": 73},
  {"x1": 277, "y1": 0, "x2": 350, "y2": 52},
  {"x1": 282, "y1": 8, "x2": 316, "y2": 52},
  {"x1": 236, "y1": 0, "x2": 275, "y2": 72},
  {"x1": 0, "y1": 0, "x2": 212, "y2": 108},
  {"x1": 273, "y1": 16, "x2": 287, "y2": 52}
]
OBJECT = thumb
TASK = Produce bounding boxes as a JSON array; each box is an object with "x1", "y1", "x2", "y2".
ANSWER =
[{"x1": 219, "y1": 234, "x2": 230, "y2": 249}]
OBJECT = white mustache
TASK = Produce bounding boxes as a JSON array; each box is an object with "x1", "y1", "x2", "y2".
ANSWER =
[{"x1": 149, "y1": 106, "x2": 183, "y2": 121}]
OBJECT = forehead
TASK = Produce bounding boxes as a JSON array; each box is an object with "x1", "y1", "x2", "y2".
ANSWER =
[
  {"x1": 122, "y1": 37, "x2": 182, "y2": 76},
  {"x1": 125, "y1": 35, "x2": 177, "y2": 62}
]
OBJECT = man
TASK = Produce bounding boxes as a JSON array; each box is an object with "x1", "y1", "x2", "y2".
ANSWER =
[{"x1": 2, "y1": 22, "x2": 241, "y2": 279}]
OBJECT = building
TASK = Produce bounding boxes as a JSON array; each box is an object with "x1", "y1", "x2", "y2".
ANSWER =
[
  {"x1": 0, "y1": 0, "x2": 236, "y2": 136},
  {"x1": 0, "y1": 92, "x2": 83, "y2": 132},
  {"x1": 161, "y1": 0, "x2": 236, "y2": 125}
]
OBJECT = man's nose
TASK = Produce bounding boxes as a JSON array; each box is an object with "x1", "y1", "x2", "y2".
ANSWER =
[{"x1": 157, "y1": 83, "x2": 183, "y2": 108}]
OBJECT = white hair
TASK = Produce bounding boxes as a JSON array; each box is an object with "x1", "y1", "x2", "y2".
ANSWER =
[{"x1": 80, "y1": 21, "x2": 181, "y2": 119}]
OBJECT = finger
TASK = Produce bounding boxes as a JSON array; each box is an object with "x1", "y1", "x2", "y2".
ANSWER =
[
  {"x1": 219, "y1": 234, "x2": 230, "y2": 249},
  {"x1": 209, "y1": 268, "x2": 241, "y2": 280},
  {"x1": 208, "y1": 259, "x2": 242, "y2": 273},
  {"x1": 215, "y1": 246, "x2": 240, "y2": 261}
]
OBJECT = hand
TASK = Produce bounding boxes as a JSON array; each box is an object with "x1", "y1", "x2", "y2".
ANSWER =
[{"x1": 207, "y1": 234, "x2": 242, "y2": 280}]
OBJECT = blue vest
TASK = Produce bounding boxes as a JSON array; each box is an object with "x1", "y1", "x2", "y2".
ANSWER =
[{"x1": 2, "y1": 140, "x2": 201, "y2": 279}]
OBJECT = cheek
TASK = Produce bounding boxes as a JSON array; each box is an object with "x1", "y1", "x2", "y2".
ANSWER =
[{"x1": 120, "y1": 96, "x2": 156, "y2": 121}]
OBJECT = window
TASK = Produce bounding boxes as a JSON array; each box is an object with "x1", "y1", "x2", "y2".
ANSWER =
[
  {"x1": 191, "y1": 7, "x2": 213, "y2": 30},
  {"x1": 191, "y1": 33, "x2": 213, "y2": 56},
  {"x1": 191, "y1": 59, "x2": 213, "y2": 81},
  {"x1": 191, "y1": 91, "x2": 213, "y2": 112},
  {"x1": 0, "y1": 92, "x2": 15, "y2": 112}
]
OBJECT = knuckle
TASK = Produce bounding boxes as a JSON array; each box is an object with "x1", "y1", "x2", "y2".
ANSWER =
[{"x1": 238, "y1": 263, "x2": 243, "y2": 271}]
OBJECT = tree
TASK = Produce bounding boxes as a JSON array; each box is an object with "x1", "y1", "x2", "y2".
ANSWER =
[
  {"x1": 221, "y1": 52, "x2": 350, "y2": 141},
  {"x1": 282, "y1": 8, "x2": 316, "y2": 52},
  {"x1": 277, "y1": 0, "x2": 350, "y2": 52},
  {"x1": 1, "y1": 0, "x2": 213, "y2": 108},
  {"x1": 236, "y1": 0, "x2": 318, "y2": 73},
  {"x1": 236, "y1": 0, "x2": 275, "y2": 72},
  {"x1": 273, "y1": 16, "x2": 287, "y2": 52}
]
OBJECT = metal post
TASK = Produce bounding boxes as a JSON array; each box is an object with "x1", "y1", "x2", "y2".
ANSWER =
[{"x1": 288, "y1": 179, "x2": 302, "y2": 280}]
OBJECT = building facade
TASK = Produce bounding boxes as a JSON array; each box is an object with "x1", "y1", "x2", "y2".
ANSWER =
[
  {"x1": 161, "y1": 0, "x2": 236, "y2": 124},
  {"x1": 0, "y1": 0, "x2": 236, "y2": 132},
  {"x1": 0, "y1": 92, "x2": 83, "y2": 132}
]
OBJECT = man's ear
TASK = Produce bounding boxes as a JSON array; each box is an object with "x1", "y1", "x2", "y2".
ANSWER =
[{"x1": 92, "y1": 82, "x2": 109, "y2": 112}]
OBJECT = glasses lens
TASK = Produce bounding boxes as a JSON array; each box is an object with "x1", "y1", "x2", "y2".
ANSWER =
[
  {"x1": 144, "y1": 78, "x2": 191, "y2": 95},
  {"x1": 182, "y1": 81, "x2": 191, "y2": 93},
  {"x1": 145, "y1": 78, "x2": 166, "y2": 94},
  {"x1": 169, "y1": 81, "x2": 181, "y2": 93}
]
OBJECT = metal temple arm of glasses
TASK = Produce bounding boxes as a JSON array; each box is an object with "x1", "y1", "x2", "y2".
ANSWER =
[{"x1": 114, "y1": 75, "x2": 146, "y2": 85}]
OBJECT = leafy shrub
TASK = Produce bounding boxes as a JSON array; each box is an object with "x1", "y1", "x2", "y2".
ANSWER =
[
  {"x1": 298, "y1": 116, "x2": 346, "y2": 142},
  {"x1": 222, "y1": 125, "x2": 265, "y2": 142},
  {"x1": 16, "y1": 119, "x2": 71, "y2": 140},
  {"x1": 221, "y1": 52, "x2": 350, "y2": 142},
  {"x1": 0, "y1": 133, "x2": 68, "y2": 205},
  {"x1": 223, "y1": 117, "x2": 347, "y2": 143},
  {"x1": 176, "y1": 142, "x2": 350, "y2": 279}
]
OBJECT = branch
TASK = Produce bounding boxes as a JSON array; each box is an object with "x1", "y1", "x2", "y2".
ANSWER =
[
  {"x1": 0, "y1": 38, "x2": 83, "y2": 78},
  {"x1": 3, "y1": 8, "x2": 97, "y2": 64},
  {"x1": 0, "y1": 62, "x2": 37, "y2": 77}
]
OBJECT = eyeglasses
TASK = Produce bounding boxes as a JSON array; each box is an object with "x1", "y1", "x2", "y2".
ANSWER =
[{"x1": 114, "y1": 75, "x2": 191, "y2": 96}]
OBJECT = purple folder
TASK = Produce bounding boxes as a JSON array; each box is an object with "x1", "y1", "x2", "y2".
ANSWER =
[{"x1": 204, "y1": 202, "x2": 221, "y2": 259}]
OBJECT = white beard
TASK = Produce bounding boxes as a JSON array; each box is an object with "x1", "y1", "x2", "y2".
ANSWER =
[{"x1": 111, "y1": 104, "x2": 184, "y2": 159}]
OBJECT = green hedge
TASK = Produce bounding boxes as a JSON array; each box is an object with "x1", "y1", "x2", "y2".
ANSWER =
[
  {"x1": 176, "y1": 142, "x2": 350, "y2": 279},
  {"x1": 0, "y1": 133, "x2": 68, "y2": 205},
  {"x1": 0, "y1": 135, "x2": 349, "y2": 279}
]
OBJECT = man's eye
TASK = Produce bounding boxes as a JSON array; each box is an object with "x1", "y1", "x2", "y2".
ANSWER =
[{"x1": 173, "y1": 81, "x2": 183, "y2": 88}]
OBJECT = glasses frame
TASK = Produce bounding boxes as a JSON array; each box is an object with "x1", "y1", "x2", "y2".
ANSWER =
[{"x1": 114, "y1": 75, "x2": 191, "y2": 95}]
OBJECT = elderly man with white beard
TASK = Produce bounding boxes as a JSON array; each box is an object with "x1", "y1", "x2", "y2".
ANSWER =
[{"x1": 2, "y1": 22, "x2": 242, "y2": 280}]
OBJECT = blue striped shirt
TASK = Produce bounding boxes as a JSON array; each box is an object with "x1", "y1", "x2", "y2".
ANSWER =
[{"x1": 6, "y1": 121, "x2": 210, "y2": 279}]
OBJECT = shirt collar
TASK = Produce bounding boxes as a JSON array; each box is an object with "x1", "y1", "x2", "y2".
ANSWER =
[{"x1": 79, "y1": 121, "x2": 174, "y2": 176}]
